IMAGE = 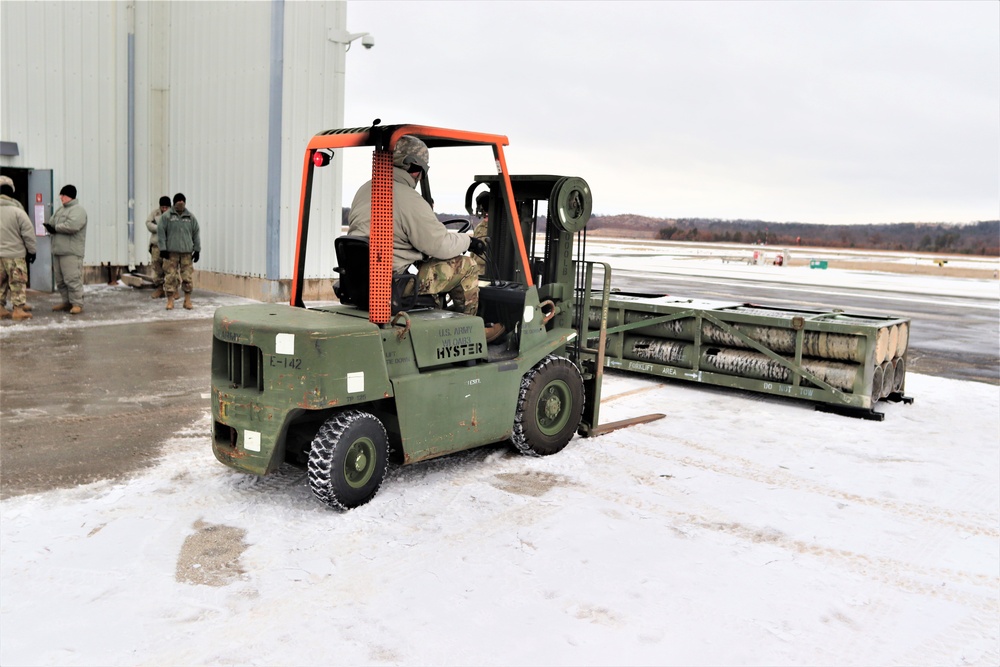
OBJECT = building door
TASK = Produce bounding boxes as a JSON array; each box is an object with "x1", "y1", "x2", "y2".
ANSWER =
[
  {"x1": 27, "y1": 169, "x2": 54, "y2": 292},
  {"x1": 0, "y1": 166, "x2": 53, "y2": 292}
]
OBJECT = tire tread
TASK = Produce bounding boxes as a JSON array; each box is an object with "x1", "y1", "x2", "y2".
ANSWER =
[
  {"x1": 511, "y1": 355, "x2": 584, "y2": 457},
  {"x1": 307, "y1": 410, "x2": 388, "y2": 510}
]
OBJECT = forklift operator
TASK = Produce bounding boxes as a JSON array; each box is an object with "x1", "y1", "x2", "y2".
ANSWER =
[{"x1": 347, "y1": 135, "x2": 489, "y2": 319}]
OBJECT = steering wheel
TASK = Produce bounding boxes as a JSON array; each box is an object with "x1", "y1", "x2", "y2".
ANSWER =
[{"x1": 442, "y1": 218, "x2": 472, "y2": 234}]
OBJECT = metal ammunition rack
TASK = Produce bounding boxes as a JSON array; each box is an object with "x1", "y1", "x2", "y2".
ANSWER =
[{"x1": 576, "y1": 267, "x2": 912, "y2": 420}]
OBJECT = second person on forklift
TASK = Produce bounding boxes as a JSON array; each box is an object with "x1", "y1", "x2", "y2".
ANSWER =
[{"x1": 347, "y1": 135, "x2": 502, "y2": 340}]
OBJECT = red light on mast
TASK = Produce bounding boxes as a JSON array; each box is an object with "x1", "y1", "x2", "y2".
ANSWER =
[{"x1": 313, "y1": 150, "x2": 332, "y2": 167}]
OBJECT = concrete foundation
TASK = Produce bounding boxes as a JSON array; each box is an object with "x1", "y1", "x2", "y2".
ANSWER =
[{"x1": 79, "y1": 264, "x2": 337, "y2": 303}]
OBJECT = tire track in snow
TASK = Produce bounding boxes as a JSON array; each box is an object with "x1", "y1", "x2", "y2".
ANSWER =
[
  {"x1": 562, "y1": 437, "x2": 998, "y2": 615},
  {"x1": 614, "y1": 427, "x2": 998, "y2": 538}
]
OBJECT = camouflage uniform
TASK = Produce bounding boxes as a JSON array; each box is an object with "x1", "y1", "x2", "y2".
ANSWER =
[
  {"x1": 1, "y1": 190, "x2": 35, "y2": 313},
  {"x1": 157, "y1": 199, "x2": 201, "y2": 298},
  {"x1": 0, "y1": 176, "x2": 36, "y2": 317},
  {"x1": 0, "y1": 258, "x2": 30, "y2": 308},
  {"x1": 145, "y1": 202, "x2": 170, "y2": 289},
  {"x1": 416, "y1": 255, "x2": 480, "y2": 315},
  {"x1": 150, "y1": 245, "x2": 164, "y2": 285},
  {"x1": 162, "y1": 253, "x2": 194, "y2": 295},
  {"x1": 472, "y1": 219, "x2": 488, "y2": 276}
]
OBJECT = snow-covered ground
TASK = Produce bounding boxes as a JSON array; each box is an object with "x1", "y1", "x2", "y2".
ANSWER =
[
  {"x1": 1, "y1": 256, "x2": 998, "y2": 666},
  {"x1": 1, "y1": 372, "x2": 997, "y2": 666}
]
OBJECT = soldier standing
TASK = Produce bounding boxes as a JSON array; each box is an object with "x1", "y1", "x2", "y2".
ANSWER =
[
  {"x1": 44, "y1": 184, "x2": 88, "y2": 315},
  {"x1": 146, "y1": 195, "x2": 171, "y2": 298},
  {"x1": 157, "y1": 192, "x2": 201, "y2": 310},
  {"x1": 0, "y1": 175, "x2": 34, "y2": 314},
  {"x1": 0, "y1": 181, "x2": 37, "y2": 321}
]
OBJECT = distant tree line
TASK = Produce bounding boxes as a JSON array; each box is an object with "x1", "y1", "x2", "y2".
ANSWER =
[
  {"x1": 587, "y1": 215, "x2": 1000, "y2": 255},
  {"x1": 342, "y1": 207, "x2": 998, "y2": 256}
]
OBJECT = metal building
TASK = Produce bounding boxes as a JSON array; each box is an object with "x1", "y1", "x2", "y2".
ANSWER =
[{"x1": 1, "y1": 0, "x2": 364, "y2": 301}]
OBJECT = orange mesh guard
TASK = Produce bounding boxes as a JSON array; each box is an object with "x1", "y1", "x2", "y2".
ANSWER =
[{"x1": 369, "y1": 150, "x2": 394, "y2": 324}]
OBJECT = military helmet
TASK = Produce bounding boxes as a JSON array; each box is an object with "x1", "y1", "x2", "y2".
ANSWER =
[
  {"x1": 475, "y1": 191, "x2": 490, "y2": 217},
  {"x1": 0, "y1": 175, "x2": 13, "y2": 192},
  {"x1": 393, "y1": 135, "x2": 430, "y2": 172}
]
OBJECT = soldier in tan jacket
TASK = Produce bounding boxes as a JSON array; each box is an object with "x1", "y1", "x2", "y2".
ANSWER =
[
  {"x1": 346, "y1": 135, "x2": 488, "y2": 317},
  {"x1": 0, "y1": 181, "x2": 37, "y2": 321},
  {"x1": 145, "y1": 195, "x2": 172, "y2": 298}
]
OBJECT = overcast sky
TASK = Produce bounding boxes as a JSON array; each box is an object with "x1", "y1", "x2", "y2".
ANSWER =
[{"x1": 341, "y1": 1, "x2": 998, "y2": 225}]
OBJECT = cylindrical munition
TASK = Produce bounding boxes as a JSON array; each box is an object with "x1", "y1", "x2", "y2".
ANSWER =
[
  {"x1": 584, "y1": 306, "x2": 624, "y2": 330},
  {"x1": 886, "y1": 325, "x2": 899, "y2": 360},
  {"x1": 801, "y1": 331, "x2": 866, "y2": 363},
  {"x1": 621, "y1": 310, "x2": 696, "y2": 339},
  {"x1": 624, "y1": 335, "x2": 861, "y2": 392},
  {"x1": 880, "y1": 360, "x2": 895, "y2": 398},
  {"x1": 896, "y1": 322, "x2": 908, "y2": 357},
  {"x1": 614, "y1": 310, "x2": 869, "y2": 363},
  {"x1": 625, "y1": 336, "x2": 695, "y2": 368},
  {"x1": 892, "y1": 357, "x2": 905, "y2": 392},
  {"x1": 803, "y1": 357, "x2": 863, "y2": 393},
  {"x1": 874, "y1": 327, "x2": 889, "y2": 365},
  {"x1": 700, "y1": 346, "x2": 795, "y2": 385},
  {"x1": 871, "y1": 364, "x2": 884, "y2": 401}
]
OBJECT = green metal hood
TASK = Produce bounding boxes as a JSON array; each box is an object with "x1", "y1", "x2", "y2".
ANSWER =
[{"x1": 213, "y1": 303, "x2": 393, "y2": 412}]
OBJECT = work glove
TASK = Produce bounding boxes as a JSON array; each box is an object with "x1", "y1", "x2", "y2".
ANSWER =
[
  {"x1": 468, "y1": 237, "x2": 488, "y2": 256},
  {"x1": 192, "y1": 251, "x2": 200, "y2": 263},
  {"x1": 26, "y1": 253, "x2": 36, "y2": 264},
  {"x1": 43, "y1": 223, "x2": 56, "y2": 234},
  {"x1": 161, "y1": 251, "x2": 170, "y2": 260}
]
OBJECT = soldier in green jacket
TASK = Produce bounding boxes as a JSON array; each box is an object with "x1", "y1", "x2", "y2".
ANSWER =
[
  {"x1": 157, "y1": 192, "x2": 201, "y2": 311},
  {"x1": 44, "y1": 185, "x2": 88, "y2": 315}
]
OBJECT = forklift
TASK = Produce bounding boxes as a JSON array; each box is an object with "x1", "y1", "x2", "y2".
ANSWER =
[{"x1": 211, "y1": 123, "x2": 661, "y2": 509}]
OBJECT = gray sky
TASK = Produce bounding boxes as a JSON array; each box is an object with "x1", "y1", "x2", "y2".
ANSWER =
[{"x1": 343, "y1": 1, "x2": 998, "y2": 225}]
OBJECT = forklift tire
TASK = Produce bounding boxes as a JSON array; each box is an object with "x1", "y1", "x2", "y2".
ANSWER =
[
  {"x1": 512, "y1": 355, "x2": 584, "y2": 457},
  {"x1": 307, "y1": 410, "x2": 389, "y2": 510}
]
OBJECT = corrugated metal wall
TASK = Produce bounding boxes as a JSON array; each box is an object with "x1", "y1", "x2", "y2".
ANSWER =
[
  {"x1": 280, "y1": 1, "x2": 349, "y2": 280},
  {"x1": 1, "y1": 0, "x2": 350, "y2": 282},
  {"x1": 0, "y1": 0, "x2": 129, "y2": 266},
  {"x1": 161, "y1": 1, "x2": 272, "y2": 278}
]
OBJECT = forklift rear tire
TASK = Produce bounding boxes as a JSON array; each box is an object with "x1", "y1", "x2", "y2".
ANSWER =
[
  {"x1": 512, "y1": 355, "x2": 584, "y2": 457},
  {"x1": 308, "y1": 410, "x2": 389, "y2": 510}
]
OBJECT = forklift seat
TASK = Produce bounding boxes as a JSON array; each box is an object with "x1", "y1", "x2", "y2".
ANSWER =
[{"x1": 334, "y1": 236, "x2": 435, "y2": 314}]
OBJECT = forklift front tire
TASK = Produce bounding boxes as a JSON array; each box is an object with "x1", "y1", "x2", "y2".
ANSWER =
[
  {"x1": 308, "y1": 410, "x2": 389, "y2": 510},
  {"x1": 512, "y1": 355, "x2": 584, "y2": 457}
]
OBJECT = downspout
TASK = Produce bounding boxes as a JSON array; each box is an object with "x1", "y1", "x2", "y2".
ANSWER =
[
  {"x1": 265, "y1": 0, "x2": 285, "y2": 298},
  {"x1": 127, "y1": 3, "x2": 136, "y2": 270}
]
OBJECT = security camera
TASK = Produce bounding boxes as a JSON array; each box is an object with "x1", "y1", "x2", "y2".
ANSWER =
[{"x1": 362, "y1": 34, "x2": 375, "y2": 49}]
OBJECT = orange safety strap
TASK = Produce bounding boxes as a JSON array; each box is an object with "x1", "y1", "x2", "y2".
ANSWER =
[{"x1": 369, "y1": 149, "x2": 394, "y2": 324}]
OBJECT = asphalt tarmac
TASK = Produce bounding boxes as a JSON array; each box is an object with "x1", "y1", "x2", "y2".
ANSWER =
[
  {"x1": 0, "y1": 286, "x2": 244, "y2": 500},
  {"x1": 1, "y1": 275, "x2": 996, "y2": 500}
]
